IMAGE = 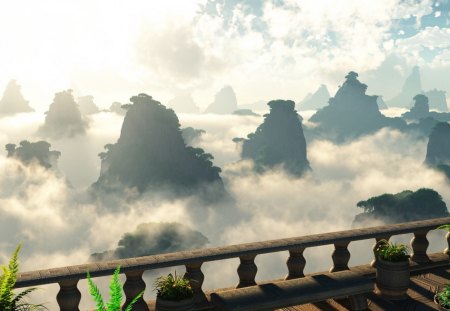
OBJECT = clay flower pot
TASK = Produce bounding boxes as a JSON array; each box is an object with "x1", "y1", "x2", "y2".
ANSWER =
[
  {"x1": 376, "y1": 257, "x2": 410, "y2": 300},
  {"x1": 155, "y1": 297, "x2": 194, "y2": 311}
]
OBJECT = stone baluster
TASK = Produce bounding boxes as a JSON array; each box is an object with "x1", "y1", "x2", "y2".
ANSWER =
[
  {"x1": 123, "y1": 270, "x2": 148, "y2": 311},
  {"x1": 236, "y1": 254, "x2": 257, "y2": 288},
  {"x1": 185, "y1": 262, "x2": 207, "y2": 306},
  {"x1": 330, "y1": 241, "x2": 350, "y2": 272},
  {"x1": 285, "y1": 247, "x2": 306, "y2": 280},
  {"x1": 371, "y1": 236, "x2": 391, "y2": 267},
  {"x1": 445, "y1": 231, "x2": 450, "y2": 257},
  {"x1": 57, "y1": 279, "x2": 81, "y2": 311},
  {"x1": 411, "y1": 229, "x2": 430, "y2": 263}
]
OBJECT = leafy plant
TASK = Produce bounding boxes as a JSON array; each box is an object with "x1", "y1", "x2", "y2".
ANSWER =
[
  {"x1": 437, "y1": 285, "x2": 450, "y2": 309},
  {"x1": 0, "y1": 243, "x2": 47, "y2": 311},
  {"x1": 375, "y1": 239, "x2": 410, "y2": 262},
  {"x1": 153, "y1": 271, "x2": 194, "y2": 301},
  {"x1": 87, "y1": 265, "x2": 144, "y2": 311}
]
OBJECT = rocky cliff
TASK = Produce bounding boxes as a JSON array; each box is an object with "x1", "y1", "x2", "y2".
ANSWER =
[
  {"x1": 0, "y1": 80, "x2": 33, "y2": 114},
  {"x1": 38, "y1": 90, "x2": 87, "y2": 139},
  {"x1": 309, "y1": 72, "x2": 406, "y2": 143},
  {"x1": 93, "y1": 93, "x2": 224, "y2": 197},
  {"x1": 238, "y1": 100, "x2": 310, "y2": 176},
  {"x1": 205, "y1": 86, "x2": 238, "y2": 114}
]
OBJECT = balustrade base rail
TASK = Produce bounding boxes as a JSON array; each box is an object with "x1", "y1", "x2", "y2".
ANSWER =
[{"x1": 141, "y1": 251, "x2": 450, "y2": 311}]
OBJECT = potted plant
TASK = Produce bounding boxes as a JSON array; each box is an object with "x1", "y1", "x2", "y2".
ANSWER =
[
  {"x1": 435, "y1": 285, "x2": 450, "y2": 311},
  {"x1": 0, "y1": 243, "x2": 48, "y2": 310},
  {"x1": 374, "y1": 239, "x2": 411, "y2": 300},
  {"x1": 87, "y1": 265, "x2": 144, "y2": 311},
  {"x1": 153, "y1": 271, "x2": 194, "y2": 311}
]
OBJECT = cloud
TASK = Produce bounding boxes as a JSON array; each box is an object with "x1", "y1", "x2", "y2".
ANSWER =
[{"x1": 1, "y1": 109, "x2": 449, "y2": 309}]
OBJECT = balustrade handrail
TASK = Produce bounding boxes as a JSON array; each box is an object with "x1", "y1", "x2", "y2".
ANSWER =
[{"x1": 15, "y1": 216, "x2": 450, "y2": 288}]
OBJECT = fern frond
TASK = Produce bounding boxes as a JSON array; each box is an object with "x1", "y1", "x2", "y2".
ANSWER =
[
  {"x1": 107, "y1": 266, "x2": 122, "y2": 311},
  {"x1": 87, "y1": 271, "x2": 106, "y2": 311}
]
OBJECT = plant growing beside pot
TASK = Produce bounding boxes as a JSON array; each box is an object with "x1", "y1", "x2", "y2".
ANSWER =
[
  {"x1": 153, "y1": 271, "x2": 194, "y2": 311},
  {"x1": 0, "y1": 243, "x2": 48, "y2": 311},
  {"x1": 374, "y1": 239, "x2": 411, "y2": 300},
  {"x1": 87, "y1": 265, "x2": 144, "y2": 311},
  {"x1": 435, "y1": 285, "x2": 450, "y2": 311}
]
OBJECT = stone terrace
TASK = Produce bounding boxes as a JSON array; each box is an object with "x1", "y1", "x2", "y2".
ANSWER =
[{"x1": 14, "y1": 217, "x2": 450, "y2": 310}]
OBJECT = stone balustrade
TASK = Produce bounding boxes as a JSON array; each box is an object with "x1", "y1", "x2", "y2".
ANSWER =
[{"x1": 14, "y1": 217, "x2": 450, "y2": 310}]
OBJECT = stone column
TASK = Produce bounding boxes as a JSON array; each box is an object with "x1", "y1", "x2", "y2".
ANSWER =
[
  {"x1": 330, "y1": 241, "x2": 350, "y2": 272},
  {"x1": 285, "y1": 247, "x2": 306, "y2": 280},
  {"x1": 123, "y1": 270, "x2": 148, "y2": 311},
  {"x1": 184, "y1": 262, "x2": 207, "y2": 306},
  {"x1": 411, "y1": 229, "x2": 430, "y2": 263},
  {"x1": 236, "y1": 254, "x2": 257, "y2": 288},
  {"x1": 57, "y1": 279, "x2": 81, "y2": 311}
]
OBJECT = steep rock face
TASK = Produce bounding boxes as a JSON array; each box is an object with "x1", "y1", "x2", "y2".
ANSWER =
[
  {"x1": 309, "y1": 72, "x2": 406, "y2": 143},
  {"x1": 89, "y1": 222, "x2": 208, "y2": 261},
  {"x1": 239, "y1": 100, "x2": 310, "y2": 176},
  {"x1": 205, "y1": 86, "x2": 238, "y2": 114},
  {"x1": 5, "y1": 140, "x2": 60, "y2": 169},
  {"x1": 94, "y1": 93, "x2": 224, "y2": 195},
  {"x1": 425, "y1": 122, "x2": 450, "y2": 167},
  {"x1": 423, "y1": 89, "x2": 448, "y2": 112},
  {"x1": 38, "y1": 90, "x2": 87, "y2": 139},
  {"x1": 388, "y1": 66, "x2": 422, "y2": 108},
  {"x1": 168, "y1": 91, "x2": 200, "y2": 113},
  {"x1": 297, "y1": 84, "x2": 330, "y2": 111},
  {"x1": 0, "y1": 80, "x2": 33, "y2": 114},
  {"x1": 402, "y1": 94, "x2": 430, "y2": 120},
  {"x1": 78, "y1": 95, "x2": 100, "y2": 115},
  {"x1": 353, "y1": 188, "x2": 449, "y2": 226}
]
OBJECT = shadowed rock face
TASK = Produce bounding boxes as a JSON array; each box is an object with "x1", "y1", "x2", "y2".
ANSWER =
[
  {"x1": 205, "y1": 86, "x2": 238, "y2": 114},
  {"x1": 89, "y1": 222, "x2": 209, "y2": 261},
  {"x1": 38, "y1": 90, "x2": 87, "y2": 139},
  {"x1": 297, "y1": 84, "x2": 330, "y2": 111},
  {"x1": 309, "y1": 72, "x2": 406, "y2": 143},
  {"x1": 238, "y1": 100, "x2": 310, "y2": 176},
  {"x1": 94, "y1": 93, "x2": 224, "y2": 197},
  {"x1": 0, "y1": 80, "x2": 33, "y2": 114},
  {"x1": 353, "y1": 188, "x2": 449, "y2": 226},
  {"x1": 388, "y1": 66, "x2": 422, "y2": 108},
  {"x1": 5, "y1": 140, "x2": 60, "y2": 169},
  {"x1": 425, "y1": 122, "x2": 450, "y2": 167}
]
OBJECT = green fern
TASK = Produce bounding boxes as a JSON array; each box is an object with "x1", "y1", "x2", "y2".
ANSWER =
[
  {"x1": 87, "y1": 265, "x2": 144, "y2": 311},
  {"x1": 0, "y1": 243, "x2": 47, "y2": 311}
]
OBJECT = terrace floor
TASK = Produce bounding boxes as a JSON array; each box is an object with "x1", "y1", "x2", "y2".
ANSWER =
[{"x1": 146, "y1": 253, "x2": 450, "y2": 311}]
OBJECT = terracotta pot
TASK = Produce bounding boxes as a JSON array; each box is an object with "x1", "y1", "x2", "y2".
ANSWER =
[
  {"x1": 155, "y1": 297, "x2": 194, "y2": 311},
  {"x1": 376, "y1": 257, "x2": 410, "y2": 300},
  {"x1": 435, "y1": 294, "x2": 450, "y2": 311}
]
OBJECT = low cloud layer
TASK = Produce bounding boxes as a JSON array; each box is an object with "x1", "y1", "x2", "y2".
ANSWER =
[{"x1": 0, "y1": 109, "x2": 449, "y2": 309}]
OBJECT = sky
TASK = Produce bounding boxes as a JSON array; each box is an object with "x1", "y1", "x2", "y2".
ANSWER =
[
  {"x1": 1, "y1": 0, "x2": 450, "y2": 110},
  {"x1": 2, "y1": 0, "x2": 450, "y2": 309}
]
